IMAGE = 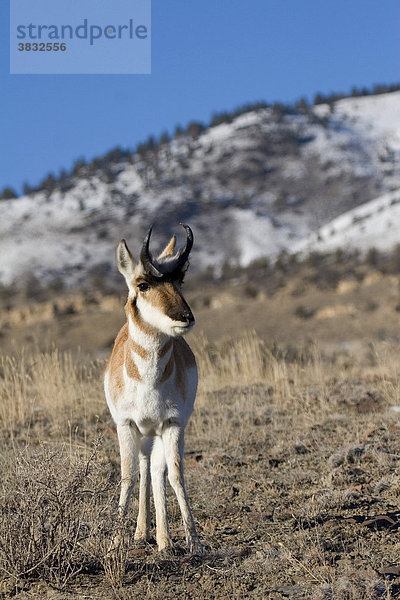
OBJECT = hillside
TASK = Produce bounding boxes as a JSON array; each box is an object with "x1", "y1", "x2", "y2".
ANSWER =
[
  {"x1": 1, "y1": 90, "x2": 400, "y2": 289},
  {"x1": 295, "y1": 188, "x2": 400, "y2": 255}
]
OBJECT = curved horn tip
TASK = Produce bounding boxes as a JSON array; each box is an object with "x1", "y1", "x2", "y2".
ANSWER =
[
  {"x1": 140, "y1": 225, "x2": 163, "y2": 278},
  {"x1": 142, "y1": 226, "x2": 153, "y2": 242},
  {"x1": 175, "y1": 223, "x2": 193, "y2": 270},
  {"x1": 180, "y1": 223, "x2": 194, "y2": 238},
  {"x1": 141, "y1": 226, "x2": 154, "y2": 251}
]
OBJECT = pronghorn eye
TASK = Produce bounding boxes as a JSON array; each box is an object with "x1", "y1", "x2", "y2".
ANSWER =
[{"x1": 138, "y1": 282, "x2": 150, "y2": 292}]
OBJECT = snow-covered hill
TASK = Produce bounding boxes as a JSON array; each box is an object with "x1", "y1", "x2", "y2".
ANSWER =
[
  {"x1": 1, "y1": 91, "x2": 400, "y2": 288},
  {"x1": 294, "y1": 188, "x2": 400, "y2": 255},
  {"x1": 313, "y1": 92, "x2": 400, "y2": 190}
]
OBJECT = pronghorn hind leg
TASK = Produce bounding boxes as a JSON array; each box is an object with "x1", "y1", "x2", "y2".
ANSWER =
[
  {"x1": 163, "y1": 425, "x2": 204, "y2": 555},
  {"x1": 134, "y1": 437, "x2": 152, "y2": 543}
]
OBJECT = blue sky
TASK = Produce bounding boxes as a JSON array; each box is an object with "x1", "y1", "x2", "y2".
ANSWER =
[{"x1": 1, "y1": 0, "x2": 399, "y2": 194}]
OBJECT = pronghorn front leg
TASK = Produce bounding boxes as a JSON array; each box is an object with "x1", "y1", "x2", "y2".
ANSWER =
[
  {"x1": 134, "y1": 438, "x2": 152, "y2": 543},
  {"x1": 163, "y1": 425, "x2": 204, "y2": 555},
  {"x1": 117, "y1": 422, "x2": 140, "y2": 518},
  {"x1": 151, "y1": 436, "x2": 172, "y2": 552}
]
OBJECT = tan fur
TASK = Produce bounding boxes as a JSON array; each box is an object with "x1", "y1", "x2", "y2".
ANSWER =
[
  {"x1": 107, "y1": 323, "x2": 129, "y2": 388},
  {"x1": 135, "y1": 281, "x2": 189, "y2": 319},
  {"x1": 107, "y1": 322, "x2": 144, "y2": 385},
  {"x1": 130, "y1": 340, "x2": 151, "y2": 361},
  {"x1": 125, "y1": 337, "x2": 143, "y2": 382}
]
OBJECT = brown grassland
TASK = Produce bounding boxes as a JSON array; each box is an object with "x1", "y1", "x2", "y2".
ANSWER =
[{"x1": 1, "y1": 252, "x2": 400, "y2": 599}]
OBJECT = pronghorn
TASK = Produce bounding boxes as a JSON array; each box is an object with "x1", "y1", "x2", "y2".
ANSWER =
[{"x1": 104, "y1": 224, "x2": 203, "y2": 554}]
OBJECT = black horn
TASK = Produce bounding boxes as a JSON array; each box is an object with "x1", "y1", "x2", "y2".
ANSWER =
[
  {"x1": 177, "y1": 223, "x2": 194, "y2": 269},
  {"x1": 140, "y1": 227, "x2": 163, "y2": 278}
]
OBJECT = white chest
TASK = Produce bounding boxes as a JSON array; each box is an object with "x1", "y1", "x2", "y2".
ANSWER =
[
  {"x1": 126, "y1": 369, "x2": 182, "y2": 433},
  {"x1": 105, "y1": 365, "x2": 189, "y2": 438},
  {"x1": 105, "y1": 319, "x2": 198, "y2": 436}
]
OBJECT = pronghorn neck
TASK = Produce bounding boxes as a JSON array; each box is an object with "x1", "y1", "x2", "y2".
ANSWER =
[
  {"x1": 127, "y1": 298, "x2": 168, "y2": 348},
  {"x1": 124, "y1": 299, "x2": 173, "y2": 383}
]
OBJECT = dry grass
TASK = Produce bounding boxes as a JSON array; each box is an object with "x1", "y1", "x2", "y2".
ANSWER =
[
  {"x1": 0, "y1": 349, "x2": 104, "y2": 442},
  {"x1": 373, "y1": 343, "x2": 400, "y2": 407},
  {"x1": 0, "y1": 333, "x2": 400, "y2": 598}
]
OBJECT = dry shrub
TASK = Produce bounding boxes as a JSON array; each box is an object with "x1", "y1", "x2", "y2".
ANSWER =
[
  {"x1": 100, "y1": 527, "x2": 131, "y2": 592},
  {"x1": 0, "y1": 441, "x2": 118, "y2": 589},
  {"x1": 312, "y1": 570, "x2": 387, "y2": 600}
]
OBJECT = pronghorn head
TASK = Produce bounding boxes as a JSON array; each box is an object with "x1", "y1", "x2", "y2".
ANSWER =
[{"x1": 117, "y1": 224, "x2": 195, "y2": 337}]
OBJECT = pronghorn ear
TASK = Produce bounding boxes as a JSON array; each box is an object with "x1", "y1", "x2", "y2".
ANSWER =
[
  {"x1": 117, "y1": 239, "x2": 135, "y2": 282},
  {"x1": 158, "y1": 235, "x2": 176, "y2": 259}
]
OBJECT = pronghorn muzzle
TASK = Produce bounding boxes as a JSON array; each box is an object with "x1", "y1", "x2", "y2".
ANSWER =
[{"x1": 170, "y1": 302, "x2": 195, "y2": 326}]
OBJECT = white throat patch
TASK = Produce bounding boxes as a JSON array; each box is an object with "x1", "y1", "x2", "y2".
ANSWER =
[{"x1": 136, "y1": 295, "x2": 186, "y2": 336}]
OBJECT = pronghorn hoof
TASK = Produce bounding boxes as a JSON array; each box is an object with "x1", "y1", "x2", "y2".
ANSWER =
[
  {"x1": 133, "y1": 530, "x2": 151, "y2": 544},
  {"x1": 132, "y1": 538, "x2": 148, "y2": 549},
  {"x1": 190, "y1": 540, "x2": 205, "y2": 555},
  {"x1": 158, "y1": 547, "x2": 175, "y2": 558},
  {"x1": 158, "y1": 542, "x2": 178, "y2": 557}
]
